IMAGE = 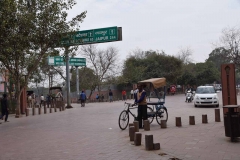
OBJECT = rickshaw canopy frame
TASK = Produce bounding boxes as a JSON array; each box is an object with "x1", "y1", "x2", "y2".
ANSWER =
[{"x1": 138, "y1": 78, "x2": 166, "y2": 89}]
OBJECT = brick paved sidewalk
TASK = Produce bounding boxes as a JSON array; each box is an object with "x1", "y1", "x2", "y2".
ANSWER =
[{"x1": 0, "y1": 94, "x2": 239, "y2": 160}]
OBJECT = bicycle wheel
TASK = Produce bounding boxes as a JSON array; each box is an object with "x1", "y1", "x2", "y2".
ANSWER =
[
  {"x1": 156, "y1": 108, "x2": 168, "y2": 125},
  {"x1": 118, "y1": 110, "x2": 129, "y2": 130},
  {"x1": 147, "y1": 106, "x2": 154, "y2": 124}
]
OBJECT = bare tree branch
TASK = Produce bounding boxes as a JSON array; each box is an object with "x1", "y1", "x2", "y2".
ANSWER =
[{"x1": 175, "y1": 47, "x2": 193, "y2": 64}]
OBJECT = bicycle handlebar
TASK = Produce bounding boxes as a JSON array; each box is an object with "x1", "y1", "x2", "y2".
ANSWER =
[{"x1": 125, "y1": 102, "x2": 137, "y2": 107}]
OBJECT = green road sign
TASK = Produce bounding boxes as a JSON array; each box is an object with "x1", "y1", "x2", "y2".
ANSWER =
[
  {"x1": 59, "y1": 26, "x2": 122, "y2": 46},
  {"x1": 48, "y1": 56, "x2": 86, "y2": 66}
]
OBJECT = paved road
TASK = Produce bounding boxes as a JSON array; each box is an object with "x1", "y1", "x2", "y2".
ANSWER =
[{"x1": 0, "y1": 92, "x2": 239, "y2": 160}]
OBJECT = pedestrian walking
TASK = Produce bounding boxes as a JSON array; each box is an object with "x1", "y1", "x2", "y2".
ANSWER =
[
  {"x1": 0, "y1": 93, "x2": 9, "y2": 123},
  {"x1": 122, "y1": 90, "x2": 126, "y2": 101},
  {"x1": 101, "y1": 94, "x2": 104, "y2": 102},
  {"x1": 27, "y1": 94, "x2": 32, "y2": 108},
  {"x1": 109, "y1": 89, "x2": 113, "y2": 102},
  {"x1": 40, "y1": 94, "x2": 44, "y2": 107},
  {"x1": 46, "y1": 94, "x2": 51, "y2": 107},
  {"x1": 134, "y1": 87, "x2": 138, "y2": 99},
  {"x1": 79, "y1": 91, "x2": 87, "y2": 107},
  {"x1": 96, "y1": 94, "x2": 99, "y2": 102},
  {"x1": 132, "y1": 84, "x2": 147, "y2": 129},
  {"x1": 130, "y1": 89, "x2": 134, "y2": 99},
  {"x1": 32, "y1": 93, "x2": 36, "y2": 107}
]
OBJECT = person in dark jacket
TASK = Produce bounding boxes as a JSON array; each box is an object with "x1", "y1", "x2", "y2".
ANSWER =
[
  {"x1": 109, "y1": 89, "x2": 113, "y2": 102},
  {"x1": 0, "y1": 94, "x2": 9, "y2": 122},
  {"x1": 79, "y1": 91, "x2": 87, "y2": 107}
]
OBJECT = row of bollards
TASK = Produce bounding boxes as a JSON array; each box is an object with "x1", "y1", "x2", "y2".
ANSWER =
[
  {"x1": 176, "y1": 114, "x2": 208, "y2": 126},
  {"x1": 175, "y1": 109, "x2": 221, "y2": 127},
  {"x1": 127, "y1": 109, "x2": 221, "y2": 152},
  {"x1": 25, "y1": 102, "x2": 65, "y2": 117},
  {"x1": 129, "y1": 121, "x2": 160, "y2": 151}
]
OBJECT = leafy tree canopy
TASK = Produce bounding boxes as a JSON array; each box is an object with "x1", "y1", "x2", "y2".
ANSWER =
[{"x1": 122, "y1": 50, "x2": 183, "y2": 85}]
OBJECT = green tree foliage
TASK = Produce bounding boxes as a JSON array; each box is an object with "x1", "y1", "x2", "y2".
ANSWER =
[
  {"x1": 71, "y1": 67, "x2": 97, "y2": 93},
  {"x1": 177, "y1": 71, "x2": 196, "y2": 86},
  {"x1": 0, "y1": 0, "x2": 86, "y2": 115},
  {"x1": 195, "y1": 62, "x2": 220, "y2": 85},
  {"x1": 177, "y1": 62, "x2": 220, "y2": 86},
  {"x1": 122, "y1": 50, "x2": 183, "y2": 85},
  {"x1": 206, "y1": 47, "x2": 230, "y2": 71}
]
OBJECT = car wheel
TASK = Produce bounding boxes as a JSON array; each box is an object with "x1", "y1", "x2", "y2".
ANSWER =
[
  {"x1": 194, "y1": 104, "x2": 197, "y2": 107},
  {"x1": 216, "y1": 104, "x2": 219, "y2": 107}
]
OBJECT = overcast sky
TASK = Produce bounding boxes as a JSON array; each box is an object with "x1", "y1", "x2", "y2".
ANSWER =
[{"x1": 67, "y1": 0, "x2": 240, "y2": 63}]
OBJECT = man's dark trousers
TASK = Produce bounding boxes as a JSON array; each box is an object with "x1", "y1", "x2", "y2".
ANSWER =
[
  {"x1": 137, "y1": 105, "x2": 147, "y2": 128},
  {"x1": 0, "y1": 109, "x2": 8, "y2": 121}
]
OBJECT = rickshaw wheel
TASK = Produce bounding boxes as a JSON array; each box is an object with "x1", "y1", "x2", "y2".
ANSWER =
[
  {"x1": 147, "y1": 107, "x2": 154, "y2": 124},
  {"x1": 118, "y1": 110, "x2": 129, "y2": 130},
  {"x1": 156, "y1": 108, "x2": 168, "y2": 125}
]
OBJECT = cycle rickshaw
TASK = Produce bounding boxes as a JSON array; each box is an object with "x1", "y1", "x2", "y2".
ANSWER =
[{"x1": 118, "y1": 78, "x2": 168, "y2": 130}]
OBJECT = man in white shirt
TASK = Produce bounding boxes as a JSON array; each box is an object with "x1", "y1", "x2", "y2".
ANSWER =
[
  {"x1": 27, "y1": 95, "x2": 32, "y2": 108},
  {"x1": 134, "y1": 88, "x2": 138, "y2": 100},
  {"x1": 40, "y1": 94, "x2": 44, "y2": 107},
  {"x1": 130, "y1": 89, "x2": 134, "y2": 99}
]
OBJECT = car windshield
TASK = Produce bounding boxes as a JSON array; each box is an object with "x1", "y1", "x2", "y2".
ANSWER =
[{"x1": 196, "y1": 87, "x2": 215, "y2": 94}]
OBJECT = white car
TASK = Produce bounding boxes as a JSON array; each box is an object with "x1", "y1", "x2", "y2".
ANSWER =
[{"x1": 194, "y1": 86, "x2": 219, "y2": 107}]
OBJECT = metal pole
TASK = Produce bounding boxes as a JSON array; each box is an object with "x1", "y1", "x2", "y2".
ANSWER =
[
  {"x1": 76, "y1": 66, "x2": 79, "y2": 96},
  {"x1": 65, "y1": 47, "x2": 72, "y2": 108}
]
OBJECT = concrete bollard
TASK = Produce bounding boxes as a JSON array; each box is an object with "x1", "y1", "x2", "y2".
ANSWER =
[
  {"x1": 54, "y1": 106, "x2": 57, "y2": 112},
  {"x1": 189, "y1": 116, "x2": 195, "y2": 125},
  {"x1": 32, "y1": 107, "x2": 35, "y2": 116},
  {"x1": 215, "y1": 109, "x2": 221, "y2": 122},
  {"x1": 129, "y1": 123, "x2": 134, "y2": 127},
  {"x1": 44, "y1": 106, "x2": 47, "y2": 114},
  {"x1": 129, "y1": 126, "x2": 135, "y2": 141},
  {"x1": 202, "y1": 114, "x2": 208, "y2": 123},
  {"x1": 50, "y1": 107, "x2": 52, "y2": 113},
  {"x1": 26, "y1": 108, "x2": 29, "y2": 116},
  {"x1": 176, "y1": 117, "x2": 182, "y2": 127},
  {"x1": 129, "y1": 123, "x2": 134, "y2": 136},
  {"x1": 134, "y1": 132, "x2": 142, "y2": 146},
  {"x1": 133, "y1": 121, "x2": 139, "y2": 132},
  {"x1": 38, "y1": 107, "x2": 41, "y2": 115},
  {"x1": 145, "y1": 135, "x2": 154, "y2": 151},
  {"x1": 161, "y1": 120, "x2": 167, "y2": 128},
  {"x1": 153, "y1": 143, "x2": 160, "y2": 150},
  {"x1": 144, "y1": 120, "x2": 150, "y2": 131}
]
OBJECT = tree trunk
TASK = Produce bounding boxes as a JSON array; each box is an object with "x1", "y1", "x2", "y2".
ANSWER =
[{"x1": 15, "y1": 80, "x2": 21, "y2": 118}]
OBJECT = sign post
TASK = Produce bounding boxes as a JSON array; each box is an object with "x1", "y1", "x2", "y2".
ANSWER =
[
  {"x1": 59, "y1": 26, "x2": 122, "y2": 46},
  {"x1": 48, "y1": 57, "x2": 86, "y2": 66},
  {"x1": 76, "y1": 66, "x2": 79, "y2": 98},
  {"x1": 64, "y1": 47, "x2": 72, "y2": 108},
  {"x1": 53, "y1": 26, "x2": 122, "y2": 109}
]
